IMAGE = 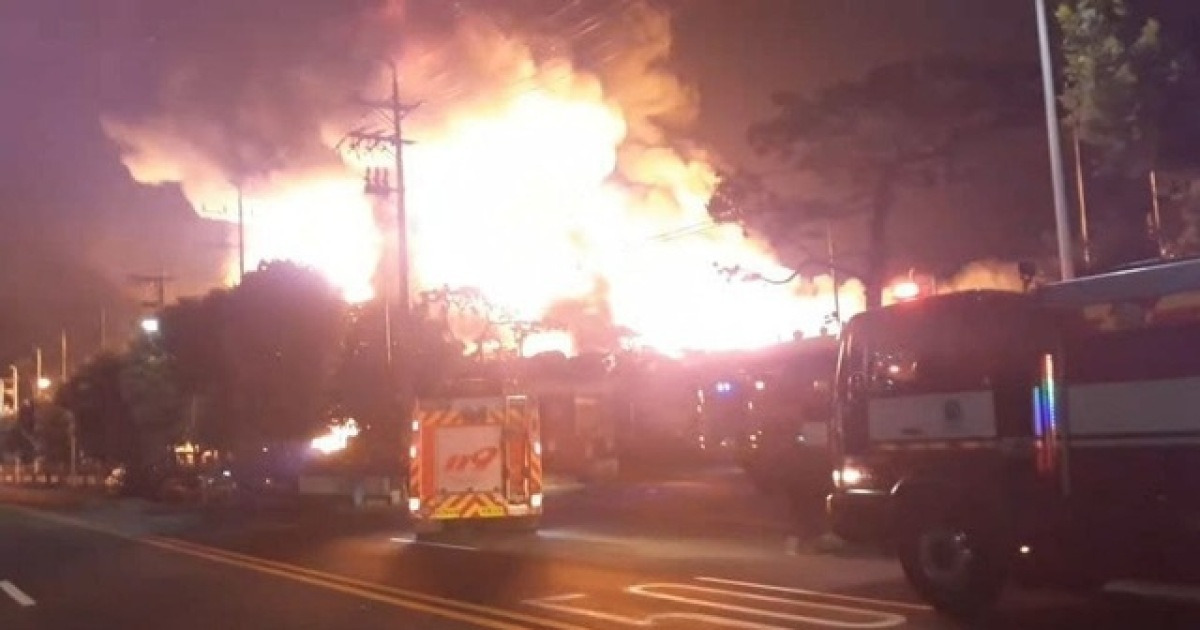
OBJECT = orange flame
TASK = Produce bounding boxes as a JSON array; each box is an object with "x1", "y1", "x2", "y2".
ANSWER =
[{"x1": 104, "y1": 3, "x2": 863, "y2": 356}]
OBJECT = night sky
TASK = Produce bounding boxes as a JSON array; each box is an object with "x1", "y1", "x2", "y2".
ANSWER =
[{"x1": 0, "y1": 0, "x2": 1193, "y2": 366}]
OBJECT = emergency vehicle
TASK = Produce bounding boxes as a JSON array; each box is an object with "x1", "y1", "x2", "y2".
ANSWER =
[
  {"x1": 826, "y1": 257, "x2": 1200, "y2": 616},
  {"x1": 537, "y1": 391, "x2": 619, "y2": 482},
  {"x1": 736, "y1": 337, "x2": 838, "y2": 496},
  {"x1": 407, "y1": 378, "x2": 543, "y2": 533}
]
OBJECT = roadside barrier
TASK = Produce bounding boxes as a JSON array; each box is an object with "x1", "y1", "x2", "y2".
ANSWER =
[{"x1": 0, "y1": 464, "x2": 104, "y2": 488}]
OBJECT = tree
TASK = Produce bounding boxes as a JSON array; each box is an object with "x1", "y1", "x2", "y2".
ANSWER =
[
  {"x1": 159, "y1": 262, "x2": 348, "y2": 457},
  {"x1": 225, "y1": 262, "x2": 347, "y2": 449},
  {"x1": 32, "y1": 403, "x2": 75, "y2": 466},
  {"x1": 120, "y1": 336, "x2": 186, "y2": 466},
  {"x1": 1057, "y1": 0, "x2": 1193, "y2": 267},
  {"x1": 716, "y1": 57, "x2": 1039, "y2": 307},
  {"x1": 324, "y1": 296, "x2": 466, "y2": 473},
  {"x1": 159, "y1": 289, "x2": 236, "y2": 450},
  {"x1": 1058, "y1": 0, "x2": 1179, "y2": 175},
  {"x1": 56, "y1": 353, "x2": 137, "y2": 465}
]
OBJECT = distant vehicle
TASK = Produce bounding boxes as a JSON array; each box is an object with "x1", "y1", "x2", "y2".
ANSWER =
[
  {"x1": 408, "y1": 379, "x2": 544, "y2": 534},
  {"x1": 736, "y1": 337, "x2": 837, "y2": 497},
  {"x1": 826, "y1": 258, "x2": 1200, "y2": 617},
  {"x1": 693, "y1": 374, "x2": 751, "y2": 457},
  {"x1": 537, "y1": 392, "x2": 618, "y2": 482}
]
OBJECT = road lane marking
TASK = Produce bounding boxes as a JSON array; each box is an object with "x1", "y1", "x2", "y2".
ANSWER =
[
  {"x1": 525, "y1": 592, "x2": 799, "y2": 629},
  {"x1": 0, "y1": 580, "x2": 35, "y2": 607},
  {"x1": 389, "y1": 535, "x2": 478, "y2": 551},
  {"x1": 696, "y1": 577, "x2": 932, "y2": 613},
  {"x1": 628, "y1": 583, "x2": 906, "y2": 628},
  {"x1": 138, "y1": 537, "x2": 528, "y2": 629},
  {"x1": 151, "y1": 536, "x2": 586, "y2": 630},
  {"x1": 1, "y1": 505, "x2": 585, "y2": 630}
]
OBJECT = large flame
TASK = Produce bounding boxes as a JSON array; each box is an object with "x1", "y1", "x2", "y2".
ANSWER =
[{"x1": 102, "y1": 2, "x2": 861, "y2": 356}]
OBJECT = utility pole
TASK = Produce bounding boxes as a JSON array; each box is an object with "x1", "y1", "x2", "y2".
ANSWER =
[
  {"x1": 237, "y1": 183, "x2": 246, "y2": 281},
  {"x1": 6, "y1": 365, "x2": 17, "y2": 414},
  {"x1": 99, "y1": 308, "x2": 108, "y2": 352},
  {"x1": 346, "y1": 60, "x2": 418, "y2": 390},
  {"x1": 1073, "y1": 130, "x2": 1092, "y2": 269},
  {"x1": 1149, "y1": 170, "x2": 1167, "y2": 257},
  {"x1": 1035, "y1": 0, "x2": 1076, "y2": 280},
  {"x1": 60, "y1": 329, "x2": 68, "y2": 381},
  {"x1": 825, "y1": 221, "x2": 841, "y2": 325},
  {"x1": 35, "y1": 347, "x2": 42, "y2": 390}
]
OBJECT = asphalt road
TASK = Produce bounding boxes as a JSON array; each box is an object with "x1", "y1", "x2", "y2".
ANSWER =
[{"x1": 2, "y1": 467, "x2": 1199, "y2": 629}]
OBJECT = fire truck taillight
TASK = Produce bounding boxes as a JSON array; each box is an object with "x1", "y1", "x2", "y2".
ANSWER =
[
  {"x1": 532, "y1": 440, "x2": 542, "y2": 457},
  {"x1": 530, "y1": 493, "x2": 543, "y2": 509},
  {"x1": 411, "y1": 419, "x2": 419, "y2": 432},
  {"x1": 409, "y1": 445, "x2": 417, "y2": 459},
  {"x1": 407, "y1": 497, "x2": 420, "y2": 513}
]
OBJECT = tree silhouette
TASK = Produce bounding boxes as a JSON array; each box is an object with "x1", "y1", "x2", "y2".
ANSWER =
[{"x1": 716, "y1": 57, "x2": 1039, "y2": 306}]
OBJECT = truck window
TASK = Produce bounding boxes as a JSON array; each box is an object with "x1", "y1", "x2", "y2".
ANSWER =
[
  {"x1": 1066, "y1": 321, "x2": 1200, "y2": 384},
  {"x1": 862, "y1": 299, "x2": 1045, "y2": 398}
]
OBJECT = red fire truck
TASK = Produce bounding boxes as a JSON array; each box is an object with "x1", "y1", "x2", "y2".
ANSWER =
[
  {"x1": 407, "y1": 379, "x2": 543, "y2": 534},
  {"x1": 826, "y1": 258, "x2": 1200, "y2": 616}
]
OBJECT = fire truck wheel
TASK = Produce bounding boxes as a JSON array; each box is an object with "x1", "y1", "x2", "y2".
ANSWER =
[{"x1": 896, "y1": 499, "x2": 1007, "y2": 619}]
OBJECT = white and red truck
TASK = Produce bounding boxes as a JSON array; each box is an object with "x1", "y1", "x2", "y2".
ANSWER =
[{"x1": 407, "y1": 379, "x2": 543, "y2": 533}]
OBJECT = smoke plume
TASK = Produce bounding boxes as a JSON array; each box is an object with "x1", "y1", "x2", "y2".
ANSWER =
[{"x1": 101, "y1": 0, "x2": 845, "y2": 355}]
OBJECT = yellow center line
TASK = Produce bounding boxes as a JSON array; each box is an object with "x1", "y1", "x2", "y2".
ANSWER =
[
  {"x1": 3, "y1": 505, "x2": 585, "y2": 630},
  {"x1": 140, "y1": 536, "x2": 528, "y2": 630},
  {"x1": 152, "y1": 535, "x2": 588, "y2": 630}
]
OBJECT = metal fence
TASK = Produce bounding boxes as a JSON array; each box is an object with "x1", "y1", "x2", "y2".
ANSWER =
[{"x1": 0, "y1": 463, "x2": 106, "y2": 488}]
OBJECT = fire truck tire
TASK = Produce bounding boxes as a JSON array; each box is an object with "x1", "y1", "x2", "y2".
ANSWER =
[{"x1": 896, "y1": 498, "x2": 1007, "y2": 619}]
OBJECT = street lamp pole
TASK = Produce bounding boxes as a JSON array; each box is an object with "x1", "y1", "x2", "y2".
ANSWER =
[
  {"x1": 8, "y1": 365, "x2": 17, "y2": 412},
  {"x1": 60, "y1": 329, "x2": 68, "y2": 382},
  {"x1": 1035, "y1": 0, "x2": 1077, "y2": 280}
]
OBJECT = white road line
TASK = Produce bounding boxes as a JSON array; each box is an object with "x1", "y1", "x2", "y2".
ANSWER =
[
  {"x1": 0, "y1": 580, "x2": 36, "y2": 607},
  {"x1": 388, "y1": 536, "x2": 478, "y2": 552},
  {"x1": 1105, "y1": 580, "x2": 1200, "y2": 605},
  {"x1": 696, "y1": 576, "x2": 932, "y2": 613},
  {"x1": 628, "y1": 583, "x2": 906, "y2": 629},
  {"x1": 524, "y1": 593, "x2": 796, "y2": 629}
]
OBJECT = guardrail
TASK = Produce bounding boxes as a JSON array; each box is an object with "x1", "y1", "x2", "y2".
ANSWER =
[{"x1": 0, "y1": 464, "x2": 105, "y2": 488}]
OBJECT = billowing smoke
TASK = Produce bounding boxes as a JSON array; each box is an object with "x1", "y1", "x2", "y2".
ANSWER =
[
  {"x1": 936, "y1": 259, "x2": 1026, "y2": 294},
  {"x1": 101, "y1": 0, "x2": 846, "y2": 355}
]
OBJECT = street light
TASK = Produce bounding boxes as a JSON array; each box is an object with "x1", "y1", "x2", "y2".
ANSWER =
[{"x1": 140, "y1": 317, "x2": 160, "y2": 335}]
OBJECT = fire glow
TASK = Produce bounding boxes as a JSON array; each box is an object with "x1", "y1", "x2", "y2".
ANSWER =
[{"x1": 104, "y1": 3, "x2": 865, "y2": 356}]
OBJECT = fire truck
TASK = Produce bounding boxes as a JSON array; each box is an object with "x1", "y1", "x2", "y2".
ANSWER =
[
  {"x1": 737, "y1": 337, "x2": 838, "y2": 497},
  {"x1": 826, "y1": 258, "x2": 1200, "y2": 616},
  {"x1": 537, "y1": 391, "x2": 619, "y2": 482},
  {"x1": 407, "y1": 378, "x2": 543, "y2": 534}
]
